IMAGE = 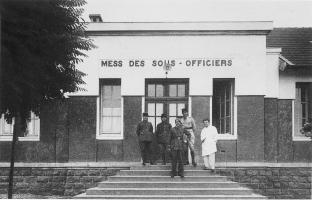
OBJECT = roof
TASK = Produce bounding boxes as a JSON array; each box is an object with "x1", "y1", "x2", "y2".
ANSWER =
[
  {"x1": 267, "y1": 28, "x2": 312, "y2": 66},
  {"x1": 86, "y1": 21, "x2": 273, "y2": 35}
]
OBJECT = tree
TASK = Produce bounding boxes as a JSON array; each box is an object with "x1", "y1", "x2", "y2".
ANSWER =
[{"x1": 0, "y1": 0, "x2": 94, "y2": 198}]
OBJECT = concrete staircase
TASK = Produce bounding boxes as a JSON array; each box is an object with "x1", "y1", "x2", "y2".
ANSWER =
[{"x1": 75, "y1": 165, "x2": 266, "y2": 199}]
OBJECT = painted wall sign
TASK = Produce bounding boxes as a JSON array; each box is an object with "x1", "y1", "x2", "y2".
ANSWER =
[{"x1": 100, "y1": 58, "x2": 233, "y2": 68}]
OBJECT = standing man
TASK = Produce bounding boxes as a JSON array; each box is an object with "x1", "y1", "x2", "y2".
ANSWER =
[
  {"x1": 169, "y1": 118, "x2": 188, "y2": 178},
  {"x1": 136, "y1": 112, "x2": 154, "y2": 166},
  {"x1": 201, "y1": 118, "x2": 218, "y2": 172},
  {"x1": 155, "y1": 113, "x2": 172, "y2": 165},
  {"x1": 181, "y1": 108, "x2": 197, "y2": 167}
]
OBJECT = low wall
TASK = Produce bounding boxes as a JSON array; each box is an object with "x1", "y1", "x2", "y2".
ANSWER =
[
  {"x1": 0, "y1": 167, "x2": 127, "y2": 197},
  {"x1": 217, "y1": 167, "x2": 312, "y2": 199},
  {"x1": 0, "y1": 164, "x2": 311, "y2": 199}
]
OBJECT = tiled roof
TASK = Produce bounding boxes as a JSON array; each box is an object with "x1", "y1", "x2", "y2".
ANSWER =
[{"x1": 267, "y1": 28, "x2": 312, "y2": 66}]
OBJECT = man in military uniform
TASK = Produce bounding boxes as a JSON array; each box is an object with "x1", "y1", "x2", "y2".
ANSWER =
[
  {"x1": 155, "y1": 113, "x2": 172, "y2": 165},
  {"x1": 136, "y1": 112, "x2": 154, "y2": 166},
  {"x1": 181, "y1": 108, "x2": 197, "y2": 167},
  {"x1": 169, "y1": 118, "x2": 189, "y2": 178}
]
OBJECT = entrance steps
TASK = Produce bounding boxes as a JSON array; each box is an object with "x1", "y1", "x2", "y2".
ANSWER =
[{"x1": 75, "y1": 165, "x2": 266, "y2": 199}]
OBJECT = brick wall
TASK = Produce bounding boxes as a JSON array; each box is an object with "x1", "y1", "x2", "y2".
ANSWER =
[
  {"x1": 217, "y1": 167, "x2": 312, "y2": 199},
  {"x1": 0, "y1": 167, "x2": 125, "y2": 197},
  {"x1": 0, "y1": 167, "x2": 310, "y2": 198}
]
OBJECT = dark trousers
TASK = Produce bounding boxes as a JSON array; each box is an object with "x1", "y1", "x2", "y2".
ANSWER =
[
  {"x1": 139, "y1": 141, "x2": 153, "y2": 164},
  {"x1": 171, "y1": 149, "x2": 184, "y2": 176},
  {"x1": 158, "y1": 143, "x2": 167, "y2": 164}
]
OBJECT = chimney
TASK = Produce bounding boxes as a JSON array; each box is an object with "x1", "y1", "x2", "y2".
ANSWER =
[{"x1": 89, "y1": 14, "x2": 103, "y2": 22}]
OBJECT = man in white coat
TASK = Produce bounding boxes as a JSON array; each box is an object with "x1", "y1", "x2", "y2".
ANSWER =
[{"x1": 201, "y1": 118, "x2": 218, "y2": 172}]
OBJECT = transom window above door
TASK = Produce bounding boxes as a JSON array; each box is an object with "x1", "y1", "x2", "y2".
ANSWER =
[{"x1": 145, "y1": 79, "x2": 189, "y2": 128}]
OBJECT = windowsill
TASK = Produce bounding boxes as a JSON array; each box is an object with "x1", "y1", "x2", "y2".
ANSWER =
[
  {"x1": 293, "y1": 136, "x2": 312, "y2": 141},
  {"x1": 0, "y1": 135, "x2": 40, "y2": 141},
  {"x1": 96, "y1": 133, "x2": 123, "y2": 140},
  {"x1": 217, "y1": 134, "x2": 237, "y2": 140},
  {"x1": 19, "y1": 136, "x2": 40, "y2": 141}
]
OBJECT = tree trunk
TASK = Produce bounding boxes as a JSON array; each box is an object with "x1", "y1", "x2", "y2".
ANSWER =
[{"x1": 7, "y1": 114, "x2": 20, "y2": 199}]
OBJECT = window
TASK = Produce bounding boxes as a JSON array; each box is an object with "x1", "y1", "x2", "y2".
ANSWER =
[
  {"x1": 0, "y1": 112, "x2": 40, "y2": 141},
  {"x1": 294, "y1": 82, "x2": 312, "y2": 140},
  {"x1": 212, "y1": 79, "x2": 235, "y2": 136},
  {"x1": 145, "y1": 79, "x2": 188, "y2": 128},
  {"x1": 99, "y1": 79, "x2": 122, "y2": 138}
]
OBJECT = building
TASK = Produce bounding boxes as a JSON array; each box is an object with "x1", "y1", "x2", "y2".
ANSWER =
[{"x1": 0, "y1": 20, "x2": 311, "y2": 163}]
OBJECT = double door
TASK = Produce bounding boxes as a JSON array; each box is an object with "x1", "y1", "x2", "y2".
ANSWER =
[{"x1": 146, "y1": 101, "x2": 187, "y2": 129}]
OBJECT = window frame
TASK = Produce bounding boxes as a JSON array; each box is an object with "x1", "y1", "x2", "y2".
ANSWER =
[
  {"x1": 97, "y1": 78, "x2": 123, "y2": 140},
  {"x1": 0, "y1": 113, "x2": 40, "y2": 141},
  {"x1": 212, "y1": 78, "x2": 237, "y2": 140},
  {"x1": 293, "y1": 82, "x2": 312, "y2": 141},
  {"x1": 145, "y1": 78, "x2": 189, "y2": 128}
]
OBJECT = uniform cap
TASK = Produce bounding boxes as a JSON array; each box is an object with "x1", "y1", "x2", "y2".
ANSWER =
[
  {"x1": 142, "y1": 112, "x2": 148, "y2": 117},
  {"x1": 182, "y1": 108, "x2": 188, "y2": 113},
  {"x1": 161, "y1": 113, "x2": 167, "y2": 118}
]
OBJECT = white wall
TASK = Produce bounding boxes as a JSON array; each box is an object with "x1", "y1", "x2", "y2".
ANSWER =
[
  {"x1": 279, "y1": 70, "x2": 312, "y2": 99},
  {"x1": 265, "y1": 49, "x2": 280, "y2": 98},
  {"x1": 74, "y1": 34, "x2": 268, "y2": 96}
]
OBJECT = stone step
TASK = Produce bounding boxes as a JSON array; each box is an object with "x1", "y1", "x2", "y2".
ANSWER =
[
  {"x1": 98, "y1": 181, "x2": 241, "y2": 188},
  {"x1": 119, "y1": 170, "x2": 216, "y2": 176},
  {"x1": 86, "y1": 187, "x2": 253, "y2": 195},
  {"x1": 108, "y1": 176, "x2": 228, "y2": 182},
  {"x1": 131, "y1": 165, "x2": 201, "y2": 170},
  {"x1": 75, "y1": 193, "x2": 267, "y2": 199}
]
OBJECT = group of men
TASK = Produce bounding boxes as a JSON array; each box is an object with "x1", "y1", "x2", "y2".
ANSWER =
[{"x1": 136, "y1": 108, "x2": 218, "y2": 178}]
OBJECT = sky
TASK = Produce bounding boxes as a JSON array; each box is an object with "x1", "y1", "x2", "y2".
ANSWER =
[{"x1": 82, "y1": 0, "x2": 312, "y2": 27}]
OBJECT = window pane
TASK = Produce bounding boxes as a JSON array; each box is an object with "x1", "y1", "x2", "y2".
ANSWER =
[
  {"x1": 112, "y1": 86, "x2": 121, "y2": 99},
  {"x1": 302, "y1": 103, "x2": 306, "y2": 117},
  {"x1": 111, "y1": 99, "x2": 121, "y2": 108},
  {"x1": 221, "y1": 102, "x2": 225, "y2": 118},
  {"x1": 156, "y1": 117, "x2": 162, "y2": 127},
  {"x1": 301, "y1": 88, "x2": 307, "y2": 101},
  {"x1": 169, "y1": 84, "x2": 177, "y2": 97},
  {"x1": 148, "y1": 84, "x2": 155, "y2": 97},
  {"x1": 103, "y1": 86, "x2": 112, "y2": 98},
  {"x1": 102, "y1": 117, "x2": 112, "y2": 133},
  {"x1": 148, "y1": 117, "x2": 155, "y2": 130},
  {"x1": 177, "y1": 84, "x2": 185, "y2": 97},
  {"x1": 156, "y1": 84, "x2": 164, "y2": 97},
  {"x1": 112, "y1": 117, "x2": 121, "y2": 133},
  {"x1": 226, "y1": 86, "x2": 231, "y2": 101},
  {"x1": 103, "y1": 108, "x2": 112, "y2": 116},
  {"x1": 112, "y1": 108, "x2": 121, "y2": 116},
  {"x1": 156, "y1": 103, "x2": 163, "y2": 116},
  {"x1": 34, "y1": 119, "x2": 40, "y2": 135},
  {"x1": 103, "y1": 99, "x2": 113, "y2": 107},
  {"x1": 226, "y1": 101, "x2": 230, "y2": 116},
  {"x1": 220, "y1": 119, "x2": 225, "y2": 134},
  {"x1": 177, "y1": 104, "x2": 185, "y2": 116},
  {"x1": 4, "y1": 121, "x2": 13, "y2": 135},
  {"x1": 169, "y1": 104, "x2": 177, "y2": 116},
  {"x1": 148, "y1": 103, "x2": 155, "y2": 116},
  {"x1": 169, "y1": 117, "x2": 176, "y2": 127},
  {"x1": 225, "y1": 117, "x2": 230, "y2": 134}
]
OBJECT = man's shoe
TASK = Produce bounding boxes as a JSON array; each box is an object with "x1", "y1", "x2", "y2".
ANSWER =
[
  {"x1": 180, "y1": 175, "x2": 184, "y2": 178},
  {"x1": 171, "y1": 175, "x2": 174, "y2": 178},
  {"x1": 211, "y1": 169, "x2": 215, "y2": 173},
  {"x1": 203, "y1": 167, "x2": 209, "y2": 170},
  {"x1": 142, "y1": 162, "x2": 146, "y2": 166},
  {"x1": 192, "y1": 162, "x2": 197, "y2": 167}
]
